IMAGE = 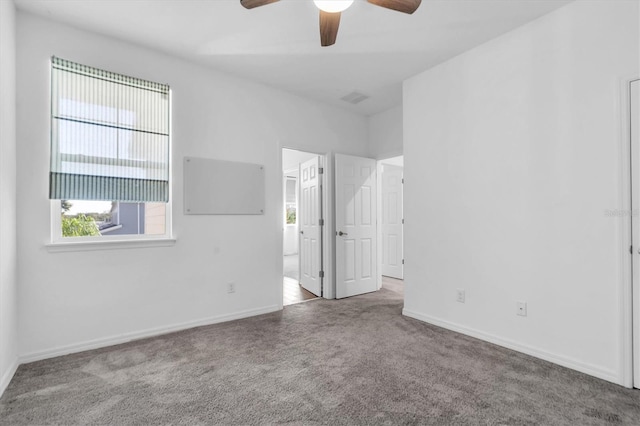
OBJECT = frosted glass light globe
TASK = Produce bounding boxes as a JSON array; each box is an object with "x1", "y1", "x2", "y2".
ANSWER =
[{"x1": 313, "y1": 0, "x2": 354, "y2": 13}]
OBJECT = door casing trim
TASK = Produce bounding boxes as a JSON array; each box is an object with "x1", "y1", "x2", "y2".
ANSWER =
[{"x1": 619, "y1": 76, "x2": 639, "y2": 388}]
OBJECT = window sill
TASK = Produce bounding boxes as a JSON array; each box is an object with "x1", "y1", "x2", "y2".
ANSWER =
[{"x1": 45, "y1": 237, "x2": 177, "y2": 253}]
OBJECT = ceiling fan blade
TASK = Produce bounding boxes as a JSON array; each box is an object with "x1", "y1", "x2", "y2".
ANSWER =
[
  {"x1": 319, "y1": 11, "x2": 341, "y2": 47},
  {"x1": 240, "y1": 0, "x2": 280, "y2": 9},
  {"x1": 367, "y1": 0, "x2": 421, "y2": 14}
]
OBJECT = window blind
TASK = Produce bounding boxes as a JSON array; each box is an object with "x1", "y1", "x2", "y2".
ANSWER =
[
  {"x1": 49, "y1": 57, "x2": 170, "y2": 202},
  {"x1": 285, "y1": 179, "x2": 296, "y2": 204}
]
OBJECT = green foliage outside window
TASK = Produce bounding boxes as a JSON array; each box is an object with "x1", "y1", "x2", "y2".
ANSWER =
[
  {"x1": 286, "y1": 207, "x2": 296, "y2": 225},
  {"x1": 62, "y1": 214, "x2": 100, "y2": 237}
]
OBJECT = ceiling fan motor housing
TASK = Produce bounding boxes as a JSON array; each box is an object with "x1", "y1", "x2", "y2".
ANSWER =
[{"x1": 240, "y1": 0, "x2": 422, "y2": 46}]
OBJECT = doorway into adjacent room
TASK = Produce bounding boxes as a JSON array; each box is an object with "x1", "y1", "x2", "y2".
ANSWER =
[
  {"x1": 282, "y1": 148, "x2": 323, "y2": 305},
  {"x1": 378, "y1": 155, "x2": 404, "y2": 296}
]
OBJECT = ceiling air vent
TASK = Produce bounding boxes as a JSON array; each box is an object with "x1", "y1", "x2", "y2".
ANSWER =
[{"x1": 340, "y1": 91, "x2": 370, "y2": 105}]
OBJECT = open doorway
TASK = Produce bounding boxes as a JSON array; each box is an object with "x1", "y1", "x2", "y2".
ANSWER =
[
  {"x1": 282, "y1": 148, "x2": 323, "y2": 306},
  {"x1": 378, "y1": 155, "x2": 404, "y2": 297}
]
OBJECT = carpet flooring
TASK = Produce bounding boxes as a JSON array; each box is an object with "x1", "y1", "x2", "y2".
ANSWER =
[{"x1": 1, "y1": 280, "x2": 640, "y2": 425}]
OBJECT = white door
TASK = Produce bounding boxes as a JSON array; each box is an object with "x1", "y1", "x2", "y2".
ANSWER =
[
  {"x1": 335, "y1": 154, "x2": 377, "y2": 299},
  {"x1": 631, "y1": 79, "x2": 640, "y2": 387},
  {"x1": 381, "y1": 164, "x2": 404, "y2": 279},
  {"x1": 299, "y1": 156, "x2": 322, "y2": 297}
]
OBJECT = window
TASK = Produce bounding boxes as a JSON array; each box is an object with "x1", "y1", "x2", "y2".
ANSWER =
[
  {"x1": 49, "y1": 57, "x2": 171, "y2": 242},
  {"x1": 285, "y1": 177, "x2": 297, "y2": 225},
  {"x1": 60, "y1": 200, "x2": 166, "y2": 237}
]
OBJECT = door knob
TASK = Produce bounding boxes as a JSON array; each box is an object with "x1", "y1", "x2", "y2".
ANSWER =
[
  {"x1": 338, "y1": 231, "x2": 348, "y2": 236},
  {"x1": 300, "y1": 230, "x2": 304, "y2": 235}
]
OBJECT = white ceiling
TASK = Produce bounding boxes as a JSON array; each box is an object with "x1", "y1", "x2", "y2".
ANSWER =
[{"x1": 15, "y1": 0, "x2": 572, "y2": 116}]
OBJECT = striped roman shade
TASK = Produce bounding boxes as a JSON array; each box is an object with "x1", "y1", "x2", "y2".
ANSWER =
[{"x1": 49, "y1": 57, "x2": 170, "y2": 202}]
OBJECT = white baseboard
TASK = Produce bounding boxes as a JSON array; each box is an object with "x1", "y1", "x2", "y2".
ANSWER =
[
  {"x1": 0, "y1": 357, "x2": 19, "y2": 398},
  {"x1": 402, "y1": 309, "x2": 620, "y2": 385},
  {"x1": 20, "y1": 305, "x2": 281, "y2": 364}
]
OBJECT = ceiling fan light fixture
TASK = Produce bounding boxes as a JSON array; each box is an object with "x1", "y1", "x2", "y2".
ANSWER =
[{"x1": 313, "y1": 0, "x2": 354, "y2": 13}]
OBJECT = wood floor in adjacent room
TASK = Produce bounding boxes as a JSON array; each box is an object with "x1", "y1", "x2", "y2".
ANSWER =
[
  {"x1": 1, "y1": 278, "x2": 639, "y2": 425},
  {"x1": 283, "y1": 253, "x2": 317, "y2": 305},
  {"x1": 283, "y1": 276, "x2": 317, "y2": 305}
]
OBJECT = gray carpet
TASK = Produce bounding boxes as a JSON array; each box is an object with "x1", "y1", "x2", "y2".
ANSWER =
[{"x1": 1, "y1": 281, "x2": 639, "y2": 425}]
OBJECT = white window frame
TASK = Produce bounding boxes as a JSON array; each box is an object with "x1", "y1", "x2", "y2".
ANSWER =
[
  {"x1": 47, "y1": 85, "x2": 175, "y2": 252},
  {"x1": 48, "y1": 199, "x2": 174, "y2": 252}
]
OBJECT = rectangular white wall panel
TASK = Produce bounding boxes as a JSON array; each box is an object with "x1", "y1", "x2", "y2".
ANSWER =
[{"x1": 184, "y1": 157, "x2": 265, "y2": 215}]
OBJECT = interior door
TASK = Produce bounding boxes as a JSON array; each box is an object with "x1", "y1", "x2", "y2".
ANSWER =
[
  {"x1": 335, "y1": 154, "x2": 377, "y2": 299},
  {"x1": 299, "y1": 156, "x2": 322, "y2": 297},
  {"x1": 631, "y1": 79, "x2": 639, "y2": 388},
  {"x1": 381, "y1": 164, "x2": 404, "y2": 279}
]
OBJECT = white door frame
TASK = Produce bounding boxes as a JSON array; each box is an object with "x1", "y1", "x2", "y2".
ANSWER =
[
  {"x1": 278, "y1": 146, "x2": 334, "y2": 308},
  {"x1": 620, "y1": 76, "x2": 639, "y2": 388}
]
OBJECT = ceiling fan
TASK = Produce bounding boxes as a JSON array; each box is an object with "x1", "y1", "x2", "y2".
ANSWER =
[{"x1": 240, "y1": 0, "x2": 422, "y2": 47}]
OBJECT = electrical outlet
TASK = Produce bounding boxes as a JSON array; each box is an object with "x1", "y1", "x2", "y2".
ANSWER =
[
  {"x1": 456, "y1": 288, "x2": 465, "y2": 303},
  {"x1": 227, "y1": 282, "x2": 236, "y2": 294},
  {"x1": 517, "y1": 301, "x2": 527, "y2": 316}
]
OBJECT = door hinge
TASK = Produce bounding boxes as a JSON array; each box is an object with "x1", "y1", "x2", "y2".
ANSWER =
[
  {"x1": 319, "y1": 270, "x2": 324, "y2": 278},
  {"x1": 402, "y1": 259, "x2": 405, "y2": 265},
  {"x1": 319, "y1": 218, "x2": 324, "y2": 226},
  {"x1": 402, "y1": 178, "x2": 404, "y2": 184},
  {"x1": 319, "y1": 167, "x2": 324, "y2": 174},
  {"x1": 631, "y1": 245, "x2": 634, "y2": 254},
  {"x1": 402, "y1": 218, "x2": 404, "y2": 224}
]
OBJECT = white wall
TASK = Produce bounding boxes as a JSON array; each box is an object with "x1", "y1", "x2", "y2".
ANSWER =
[
  {"x1": 16, "y1": 12, "x2": 369, "y2": 360},
  {"x1": 0, "y1": 0, "x2": 19, "y2": 396},
  {"x1": 403, "y1": 0, "x2": 639, "y2": 385},
  {"x1": 368, "y1": 105, "x2": 403, "y2": 160}
]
